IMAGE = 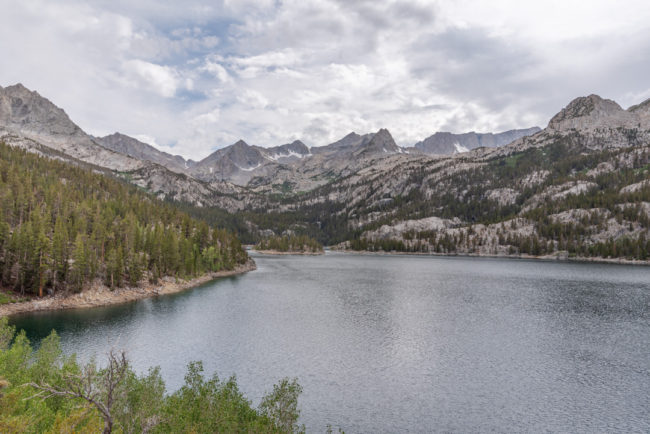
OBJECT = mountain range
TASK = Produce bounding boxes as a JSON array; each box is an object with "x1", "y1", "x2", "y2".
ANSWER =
[
  {"x1": 0, "y1": 82, "x2": 539, "y2": 199},
  {"x1": 1, "y1": 82, "x2": 649, "y2": 260}
]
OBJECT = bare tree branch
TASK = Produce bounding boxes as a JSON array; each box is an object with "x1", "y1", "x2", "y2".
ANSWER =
[{"x1": 24, "y1": 348, "x2": 129, "y2": 434}]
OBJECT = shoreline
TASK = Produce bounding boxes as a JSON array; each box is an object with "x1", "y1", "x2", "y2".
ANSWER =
[
  {"x1": 329, "y1": 249, "x2": 650, "y2": 266},
  {"x1": 0, "y1": 259, "x2": 256, "y2": 317},
  {"x1": 252, "y1": 249, "x2": 324, "y2": 256}
]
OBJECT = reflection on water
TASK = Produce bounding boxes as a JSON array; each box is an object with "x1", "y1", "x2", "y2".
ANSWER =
[{"x1": 10, "y1": 254, "x2": 650, "y2": 433}]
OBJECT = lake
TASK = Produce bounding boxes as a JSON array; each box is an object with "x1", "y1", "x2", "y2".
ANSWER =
[{"x1": 9, "y1": 253, "x2": 650, "y2": 433}]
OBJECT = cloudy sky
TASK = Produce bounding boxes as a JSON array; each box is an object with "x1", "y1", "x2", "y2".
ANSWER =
[{"x1": 1, "y1": 0, "x2": 649, "y2": 160}]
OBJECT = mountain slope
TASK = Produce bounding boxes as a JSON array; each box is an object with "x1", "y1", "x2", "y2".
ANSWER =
[
  {"x1": 96, "y1": 132, "x2": 192, "y2": 173},
  {"x1": 0, "y1": 84, "x2": 142, "y2": 171},
  {"x1": 0, "y1": 84, "x2": 260, "y2": 211}
]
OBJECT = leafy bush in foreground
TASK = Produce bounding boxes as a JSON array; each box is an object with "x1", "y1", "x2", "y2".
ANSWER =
[{"x1": 0, "y1": 317, "x2": 303, "y2": 433}]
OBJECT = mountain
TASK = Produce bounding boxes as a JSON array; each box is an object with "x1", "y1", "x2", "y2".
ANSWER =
[
  {"x1": 353, "y1": 128, "x2": 402, "y2": 157},
  {"x1": 95, "y1": 132, "x2": 192, "y2": 173},
  {"x1": 2, "y1": 82, "x2": 648, "y2": 261},
  {"x1": 0, "y1": 84, "x2": 142, "y2": 171},
  {"x1": 233, "y1": 94, "x2": 650, "y2": 261},
  {"x1": 190, "y1": 130, "x2": 401, "y2": 187},
  {"x1": 547, "y1": 94, "x2": 630, "y2": 130},
  {"x1": 244, "y1": 129, "x2": 405, "y2": 194},
  {"x1": 535, "y1": 94, "x2": 650, "y2": 153},
  {"x1": 189, "y1": 140, "x2": 269, "y2": 185},
  {"x1": 311, "y1": 132, "x2": 374, "y2": 155},
  {"x1": 0, "y1": 83, "x2": 257, "y2": 211},
  {"x1": 413, "y1": 127, "x2": 541, "y2": 155},
  {"x1": 265, "y1": 140, "x2": 311, "y2": 163}
]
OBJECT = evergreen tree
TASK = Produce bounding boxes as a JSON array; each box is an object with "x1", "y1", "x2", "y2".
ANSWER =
[{"x1": 70, "y1": 234, "x2": 88, "y2": 292}]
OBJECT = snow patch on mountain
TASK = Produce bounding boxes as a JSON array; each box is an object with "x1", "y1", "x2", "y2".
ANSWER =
[
  {"x1": 237, "y1": 163, "x2": 262, "y2": 171},
  {"x1": 266, "y1": 150, "x2": 310, "y2": 161}
]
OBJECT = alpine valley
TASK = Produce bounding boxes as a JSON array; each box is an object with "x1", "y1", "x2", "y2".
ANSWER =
[{"x1": 2, "y1": 83, "x2": 649, "y2": 261}]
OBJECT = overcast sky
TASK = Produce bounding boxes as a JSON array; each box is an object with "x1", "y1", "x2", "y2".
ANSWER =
[{"x1": 1, "y1": 0, "x2": 649, "y2": 160}]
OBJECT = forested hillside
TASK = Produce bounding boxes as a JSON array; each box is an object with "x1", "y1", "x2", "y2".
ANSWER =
[{"x1": 0, "y1": 142, "x2": 248, "y2": 298}]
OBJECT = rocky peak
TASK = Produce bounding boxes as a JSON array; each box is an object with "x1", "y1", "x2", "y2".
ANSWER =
[
  {"x1": 340, "y1": 132, "x2": 362, "y2": 143},
  {"x1": 232, "y1": 139, "x2": 250, "y2": 149},
  {"x1": 288, "y1": 140, "x2": 309, "y2": 153},
  {"x1": 0, "y1": 82, "x2": 82, "y2": 137},
  {"x1": 104, "y1": 132, "x2": 130, "y2": 141},
  {"x1": 264, "y1": 139, "x2": 311, "y2": 162},
  {"x1": 311, "y1": 132, "x2": 368, "y2": 155},
  {"x1": 548, "y1": 94, "x2": 631, "y2": 131},
  {"x1": 272, "y1": 140, "x2": 309, "y2": 154},
  {"x1": 2, "y1": 83, "x2": 32, "y2": 95},
  {"x1": 628, "y1": 98, "x2": 650, "y2": 114},
  {"x1": 196, "y1": 139, "x2": 264, "y2": 169},
  {"x1": 354, "y1": 128, "x2": 400, "y2": 157}
]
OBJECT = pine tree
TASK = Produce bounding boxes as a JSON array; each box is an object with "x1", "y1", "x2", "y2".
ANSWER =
[
  {"x1": 51, "y1": 216, "x2": 69, "y2": 291},
  {"x1": 70, "y1": 234, "x2": 88, "y2": 293}
]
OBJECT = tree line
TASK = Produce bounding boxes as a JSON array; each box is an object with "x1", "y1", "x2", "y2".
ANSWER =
[{"x1": 256, "y1": 235, "x2": 323, "y2": 253}]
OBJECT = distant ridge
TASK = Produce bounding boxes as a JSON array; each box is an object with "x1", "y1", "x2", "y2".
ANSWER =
[
  {"x1": 412, "y1": 127, "x2": 541, "y2": 155},
  {"x1": 95, "y1": 132, "x2": 192, "y2": 174}
]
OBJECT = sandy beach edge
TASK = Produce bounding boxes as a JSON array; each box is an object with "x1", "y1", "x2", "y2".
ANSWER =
[{"x1": 0, "y1": 259, "x2": 257, "y2": 317}]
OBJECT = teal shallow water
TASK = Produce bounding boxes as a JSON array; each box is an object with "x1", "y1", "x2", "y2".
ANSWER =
[{"x1": 10, "y1": 253, "x2": 650, "y2": 433}]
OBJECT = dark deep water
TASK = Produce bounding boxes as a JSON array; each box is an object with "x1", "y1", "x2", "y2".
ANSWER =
[{"x1": 10, "y1": 253, "x2": 650, "y2": 433}]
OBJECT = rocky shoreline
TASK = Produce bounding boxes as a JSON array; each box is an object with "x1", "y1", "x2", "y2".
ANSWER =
[
  {"x1": 330, "y1": 249, "x2": 650, "y2": 265},
  {"x1": 252, "y1": 249, "x2": 324, "y2": 255},
  {"x1": 0, "y1": 259, "x2": 256, "y2": 317}
]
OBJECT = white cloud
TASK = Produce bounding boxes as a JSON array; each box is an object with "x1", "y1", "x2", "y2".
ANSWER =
[
  {"x1": 192, "y1": 108, "x2": 221, "y2": 125},
  {"x1": 237, "y1": 89, "x2": 269, "y2": 109},
  {"x1": 201, "y1": 59, "x2": 232, "y2": 83},
  {"x1": 124, "y1": 59, "x2": 182, "y2": 97}
]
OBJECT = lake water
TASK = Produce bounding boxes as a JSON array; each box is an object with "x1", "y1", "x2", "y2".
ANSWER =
[{"x1": 9, "y1": 253, "x2": 650, "y2": 433}]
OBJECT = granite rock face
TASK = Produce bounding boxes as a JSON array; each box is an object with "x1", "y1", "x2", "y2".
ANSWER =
[
  {"x1": 548, "y1": 94, "x2": 637, "y2": 130},
  {"x1": 544, "y1": 94, "x2": 650, "y2": 151}
]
